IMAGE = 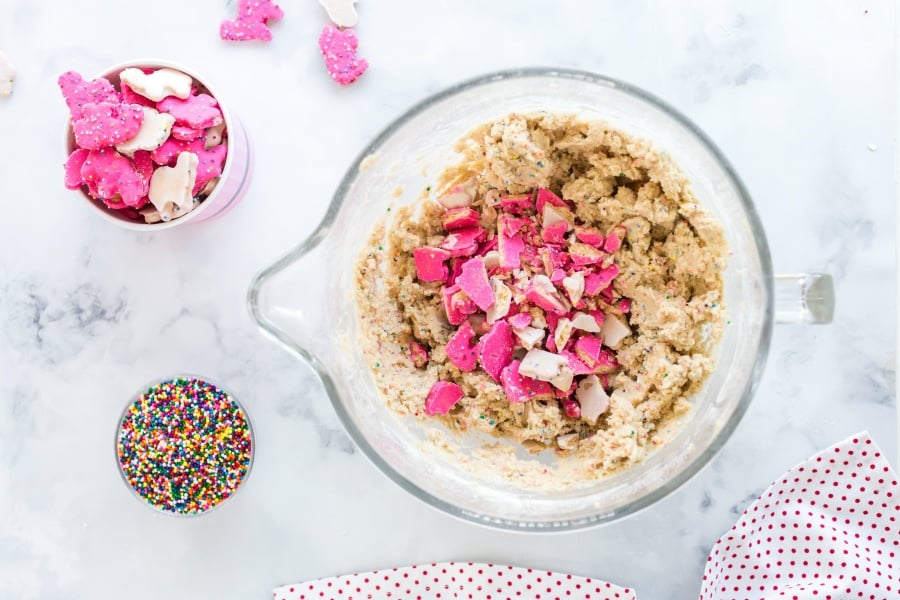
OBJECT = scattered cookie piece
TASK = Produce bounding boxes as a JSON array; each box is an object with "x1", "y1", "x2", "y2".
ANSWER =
[
  {"x1": 116, "y1": 107, "x2": 175, "y2": 156},
  {"x1": 220, "y1": 0, "x2": 283, "y2": 42},
  {"x1": 319, "y1": 24, "x2": 368, "y2": 85},
  {"x1": 0, "y1": 52, "x2": 15, "y2": 96},
  {"x1": 72, "y1": 102, "x2": 145, "y2": 150},
  {"x1": 149, "y1": 151, "x2": 199, "y2": 220},
  {"x1": 58, "y1": 71, "x2": 120, "y2": 119},
  {"x1": 120, "y1": 67, "x2": 192, "y2": 102},
  {"x1": 319, "y1": 0, "x2": 358, "y2": 28}
]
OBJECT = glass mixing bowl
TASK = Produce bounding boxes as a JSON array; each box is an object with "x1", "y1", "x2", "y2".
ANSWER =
[{"x1": 248, "y1": 69, "x2": 833, "y2": 531}]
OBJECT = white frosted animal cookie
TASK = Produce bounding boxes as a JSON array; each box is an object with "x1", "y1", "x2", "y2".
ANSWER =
[
  {"x1": 149, "y1": 151, "x2": 199, "y2": 221},
  {"x1": 204, "y1": 121, "x2": 226, "y2": 149},
  {"x1": 120, "y1": 67, "x2": 192, "y2": 102},
  {"x1": 116, "y1": 108, "x2": 175, "y2": 156},
  {"x1": 319, "y1": 0, "x2": 358, "y2": 27},
  {"x1": 0, "y1": 52, "x2": 15, "y2": 96}
]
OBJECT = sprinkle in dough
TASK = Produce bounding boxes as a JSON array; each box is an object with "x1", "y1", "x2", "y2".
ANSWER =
[{"x1": 356, "y1": 113, "x2": 727, "y2": 484}]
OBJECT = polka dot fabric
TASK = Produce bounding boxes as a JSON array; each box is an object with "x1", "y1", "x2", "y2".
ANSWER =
[
  {"x1": 700, "y1": 432, "x2": 898, "y2": 600},
  {"x1": 273, "y1": 562, "x2": 635, "y2": 600}
]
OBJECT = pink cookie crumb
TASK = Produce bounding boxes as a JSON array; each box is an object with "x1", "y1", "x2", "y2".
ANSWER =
[
  {"x1": 477, "y1": 321, "x2": 514, "y2": 381},
  {"x1": 408, "y1": 341, "x2": 429, "y2": 369},
  {"x1": 424, "y1": 381, "x2": 463, "y2": 415},
  {"x1": 445, "y1": 321, "x2": 479, "y2": 372}
]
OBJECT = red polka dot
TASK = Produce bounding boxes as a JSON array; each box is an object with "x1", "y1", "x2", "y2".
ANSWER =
[
  {"x1": 274, "y1": 563, "x2": 635, "y2": 600},
  {"x1": 699, "y1": 434, "x2": 898, "y2": 600}
]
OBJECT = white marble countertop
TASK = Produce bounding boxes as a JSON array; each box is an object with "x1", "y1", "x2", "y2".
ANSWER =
[{"x1": 0, "y1": 1, "x2": 896, "y2": 598}]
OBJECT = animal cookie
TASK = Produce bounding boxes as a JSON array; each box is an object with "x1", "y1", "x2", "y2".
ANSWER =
[
  {"x1": 204, "y1": 122, "x2": 226, "y2": 149},
  {"x1": 318, "y1": 24, "x2": 368, "y2": 85},
  {"x1": 78, "y1": 148, "x2": 150, "y2": 207},
  {"x1": 58, "y1": 71, "x2": 120, "y2": 119},
  {"x1": 150, "y1": 135, "x2": 228, "y2": 195},
  {"x1": 149, "y1": 151, "x2": 199, "y2": 221},
  {"x1": 72, "y1": 102, "x2": 145, "y2": 150},
  {"x1": 157, "y1": 93, "x2": 223, "y2": 129},
  {"x1": 319, "y1": 0, "x2": 358, "y2": 28},
  {"x1": 153, "y1": 139, "x2": 227, "y2": 195},
  {"x1": 192, "y1": 143, "x2": 227, "y2": 195},
  {"x1": 120, "y1": 82, "x2": 155, "y2": 107},
  {"x1": 63, "y1": 149, "x2": 89, "y2": 189},
  {"x1": 0, "y1": 52, "x2": 15, "y2": 96},
  {"x1": 60, "y1": 66, "x2": 230, "y2": 224},
  {"x1": 171, "y1": 125, "x2": 204, "y2": 141},
  {"x1": 120, "y1": 67, "x2": 192, "y2": 102},
  {"x1": 220, "y1": 0, "x2": 284, "y2": 42},
  {"x1": 116, "y1": 107, "x2": 176, "y2": 156}
]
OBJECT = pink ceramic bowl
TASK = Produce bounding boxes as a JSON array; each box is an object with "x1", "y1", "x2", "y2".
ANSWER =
[{"x1": 63, "y1": 59, "x2": 253, "y2": 230}]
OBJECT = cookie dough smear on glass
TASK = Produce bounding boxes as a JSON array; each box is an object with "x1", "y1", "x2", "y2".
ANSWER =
[{"x1": 116, "y1": 376, "x2": 253, "y2": 515}]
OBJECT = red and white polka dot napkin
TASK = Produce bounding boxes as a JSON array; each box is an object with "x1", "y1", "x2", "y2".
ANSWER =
[
  {"x1": 273, "y1": 433, "x2": 897, "y2": 600},
  {"x1": 273, "y1": 563, "x2": 636, "y2": 600},
  {"x1": 700, "y1": 431, "x2": 898, "y2": 600}
]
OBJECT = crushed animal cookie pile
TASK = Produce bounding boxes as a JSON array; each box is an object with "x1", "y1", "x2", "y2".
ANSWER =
[{"x1": 357, "y1": 113, "x2": 727, "y2": 476}]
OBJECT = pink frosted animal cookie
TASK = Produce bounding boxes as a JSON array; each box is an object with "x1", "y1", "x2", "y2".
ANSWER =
[
  {"x1": 79, "y1": 148, "x2": 150, "y2": 207},
  {"x1": 72, "y1": 102, "x2": 145, "y2": 150},
  {"x1": 192, "y1": 143, "x2": 227, "y2": 195},
  {"x1": 120, "y1": 82, "x2": 156, "y2": 108},
  {"x1": 158, "y1": 93, "x2": 223, "y2": 129},
  {"x1": 64, "y1": 149, "x2": 90, "y2": 189},
  {"x1": 318, "y1": 24, "x2": 368, "y2": 85},
  {"x1": 58, "y1": 71, "x2": 120, "y2": 120},
  {"x1": 220, "y1": 0, "x2": 284, "y2": 42},
  {"x1": 172, "y1": 125, "x2": 204, "y2": 141}
]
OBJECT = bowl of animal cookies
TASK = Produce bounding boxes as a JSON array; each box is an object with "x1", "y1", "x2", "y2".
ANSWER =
[{"x1": 60, "y1": 60, "x2": 252, "y2": 229}]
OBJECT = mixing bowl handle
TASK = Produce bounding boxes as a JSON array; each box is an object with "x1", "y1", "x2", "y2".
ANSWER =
[{"x1": 774, "y1": 273, "x2": 834, "y2": 324}]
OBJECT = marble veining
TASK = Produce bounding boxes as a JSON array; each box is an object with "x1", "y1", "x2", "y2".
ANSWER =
[{"x1": 0, "y1": 1, "x2": 895, "y2": 599}]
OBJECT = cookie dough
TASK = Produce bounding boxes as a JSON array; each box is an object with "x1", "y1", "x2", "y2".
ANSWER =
[{"x1": 356, "y1": 113, "x2": 726, "y2": 481}]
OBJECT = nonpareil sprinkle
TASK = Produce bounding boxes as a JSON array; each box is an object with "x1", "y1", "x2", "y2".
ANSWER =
[{"x1": 116, "y1": 377, "x2": 252, "y2": 515}]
